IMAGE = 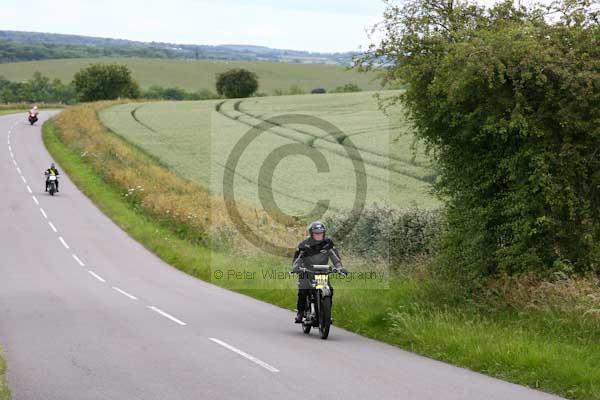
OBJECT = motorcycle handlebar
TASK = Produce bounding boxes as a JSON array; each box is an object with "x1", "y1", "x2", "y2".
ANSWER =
[{"x1": 291, "y1": 266, "x2": 347, "y2": 275}]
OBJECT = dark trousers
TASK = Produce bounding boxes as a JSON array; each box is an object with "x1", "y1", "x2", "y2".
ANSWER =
[{"x1": 297, "y1": 286, "x2": 334, "y2": 313}]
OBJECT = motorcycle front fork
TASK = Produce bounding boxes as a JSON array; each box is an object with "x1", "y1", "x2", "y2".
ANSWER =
[{"x1": 304, "y1": 297, "x2": 316, "y2": 320}]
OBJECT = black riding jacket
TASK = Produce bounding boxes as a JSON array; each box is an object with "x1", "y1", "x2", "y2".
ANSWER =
[
  {"x1": 45, "y1": 167, "x2": 59, "y2": 182},
  {"x1": 45, "y1": 167, "x2": 59, "y2": 177},
  {"x1": 291, "y1": 237, "x2": 343, "y2": 289}
]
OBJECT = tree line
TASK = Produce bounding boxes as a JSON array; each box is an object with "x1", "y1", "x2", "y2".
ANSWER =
[
  {"x1": 0, "y1": 65, "x2": 221, "y2": 103},
  {"x1": 0, "y1": 40, "x2": 176, "y2": 63}
]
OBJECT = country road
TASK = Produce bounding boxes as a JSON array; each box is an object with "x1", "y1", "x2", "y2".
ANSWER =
[{"x1": 0, "y1": 111, "x2": 563, "y2": 400}]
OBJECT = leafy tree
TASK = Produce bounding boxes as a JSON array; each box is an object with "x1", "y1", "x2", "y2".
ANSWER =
[
  {"x1": 215, "y1": 68, "x2": 258, "y2": 98},
  {"x1": 74, "y1": 63, "x2": 140, "y2": 102},
  {"x1": 359, "y1": 0, "x2": 600, "y2": 277},
  {"x1": 50, "y1": 78, "x2": 77, "y2": 104}
]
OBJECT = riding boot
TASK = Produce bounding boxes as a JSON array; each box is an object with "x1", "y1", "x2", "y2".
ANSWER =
[{"x1": 295, "y1": 289, "x2": 307, "y2": 323}]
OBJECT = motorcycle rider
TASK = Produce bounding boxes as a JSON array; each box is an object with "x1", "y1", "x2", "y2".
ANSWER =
[
  {"x1": 44, "y1": 163, "x2": 60, "y2": 192},
  {"x1": 29, "y1": 105, "x2": 39, "y2": 117},
  {"x1": 291, "y1": 221, "x2": 347, "y2": 323}
]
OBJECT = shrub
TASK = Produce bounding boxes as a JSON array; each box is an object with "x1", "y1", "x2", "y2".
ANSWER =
[
  {"x1": 74, "y1": 63, "x2": 140, "y2": 102},
  {"x1": 325, "y1": 206, "x2": 444, "y2": 268},
  {"x1": 359, "y1": 0, "x2": 600, "y2": 277},
  {"x1": 215, "y1": 68, "x2": 258, "y2": 98},
  {"x1": 142, "y1": 86, "x2": 219, "y2": 101},
  {"x1": 188, "y1": 88, "x2": 220, "y2": 100},
  {"x1": 331, "y1": 83, "x2": 362, "y2": 93},
  {"x1": 287, "y1": 84, "x2": 305, "y2": 95},
  {"x1": 273, "y1": 85, "x2": 306, "y2": 96}
]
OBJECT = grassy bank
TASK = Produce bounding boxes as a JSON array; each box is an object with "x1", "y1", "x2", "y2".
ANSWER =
[
  {"x1": 42, "y1": 105, "x2": 600, "y2": 400},
  {"x1": 0, "y1": 347, "x2": 9, "y2": 400}
]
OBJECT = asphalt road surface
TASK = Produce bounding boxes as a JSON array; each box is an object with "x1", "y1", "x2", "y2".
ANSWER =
[{"x1": 0, "y1": 112, "x2": 563, "y2": 400}]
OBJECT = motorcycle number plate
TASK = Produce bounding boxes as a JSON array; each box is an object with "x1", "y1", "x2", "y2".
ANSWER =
[{"x1": 315, "y1": 274, "x2": 328, "y2": 289}]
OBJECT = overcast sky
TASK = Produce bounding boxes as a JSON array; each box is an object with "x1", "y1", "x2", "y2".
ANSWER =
[{"x1": 0, "y1": 0, "x2": 385, "y2": 53}]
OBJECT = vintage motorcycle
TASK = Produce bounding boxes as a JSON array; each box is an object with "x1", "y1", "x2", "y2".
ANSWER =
[{"x1": 293, "y1": 264, "x2": 346, "y2": 340}]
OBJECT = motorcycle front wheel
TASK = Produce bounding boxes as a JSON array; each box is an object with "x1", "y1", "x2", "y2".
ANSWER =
[
  {"x1": 319, "y1": 297, "x2": 332, "y2": 340},
  {"x1": 302, "y1": 322, "x2": 312, "y2": 334}
]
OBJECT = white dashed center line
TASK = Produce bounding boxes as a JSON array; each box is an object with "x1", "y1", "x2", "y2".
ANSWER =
[
  {"x1": 209, "y1": 338, "x2": 279, "y2": 373},
  {"x1": 48, "y1": 221, "x2": 58, "y2": 233},
  {"x1": 148, "y1": 306, "x2": 187, "y2": 326},
  {"x1": 88, "y1": 270, "x2": 106, "y2": 283},
  {"x1": 112, "y1": 287, "x2": 138, "y2": 300},
  {"x1": 39, "y1": 208, "x2": 47, "y2": 219},
  {"x1": 58, "y1": 236, "x2": 70, "y2": 249},
  {"x1": 72, "y1": 254, "x2": 85, "y2": 267}
]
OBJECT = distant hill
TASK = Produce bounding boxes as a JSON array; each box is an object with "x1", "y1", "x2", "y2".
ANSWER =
[{"x1": 0, "y1": 31, "x2": 357, "y2": 65}]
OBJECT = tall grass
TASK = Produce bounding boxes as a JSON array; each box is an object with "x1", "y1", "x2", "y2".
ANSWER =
[{"x1": 43, "y1": 103, "x2": 600, "y2": 400}]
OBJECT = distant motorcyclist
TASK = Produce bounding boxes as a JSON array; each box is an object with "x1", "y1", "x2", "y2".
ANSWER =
[
  {"x1": 291, "y1": 221, "x2": 347, "y2": 323},
  {"x1": 28, "y1": 105, "x2": 39, "y2": 125},
  {"x1": 44, "y1": 163, "x2": 60, "y2": 192}
]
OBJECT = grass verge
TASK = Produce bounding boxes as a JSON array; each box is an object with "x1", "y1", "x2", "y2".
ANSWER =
[
  {"x1": 0, "y1": 346, "x2": 10, "y2": 400},
  {"x1": 42, "y1": 106, "x2": 600, "y2": 400},
  {"x1": 0, "y1": 110, "x2": 21, "y2": 117}
]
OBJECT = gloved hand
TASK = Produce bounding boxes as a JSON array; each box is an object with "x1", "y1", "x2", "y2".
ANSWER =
[{"x1": 334, "y1": 266, "x2": 348, "y2": 276}]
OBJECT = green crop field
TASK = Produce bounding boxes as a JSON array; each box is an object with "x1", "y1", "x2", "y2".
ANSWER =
[
  {"x1": 99, "y1": 91, "x2": 438, "y2": 219},
  {"x1": 0, "y1": 58, "x2": 380, "y2": 94}
]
